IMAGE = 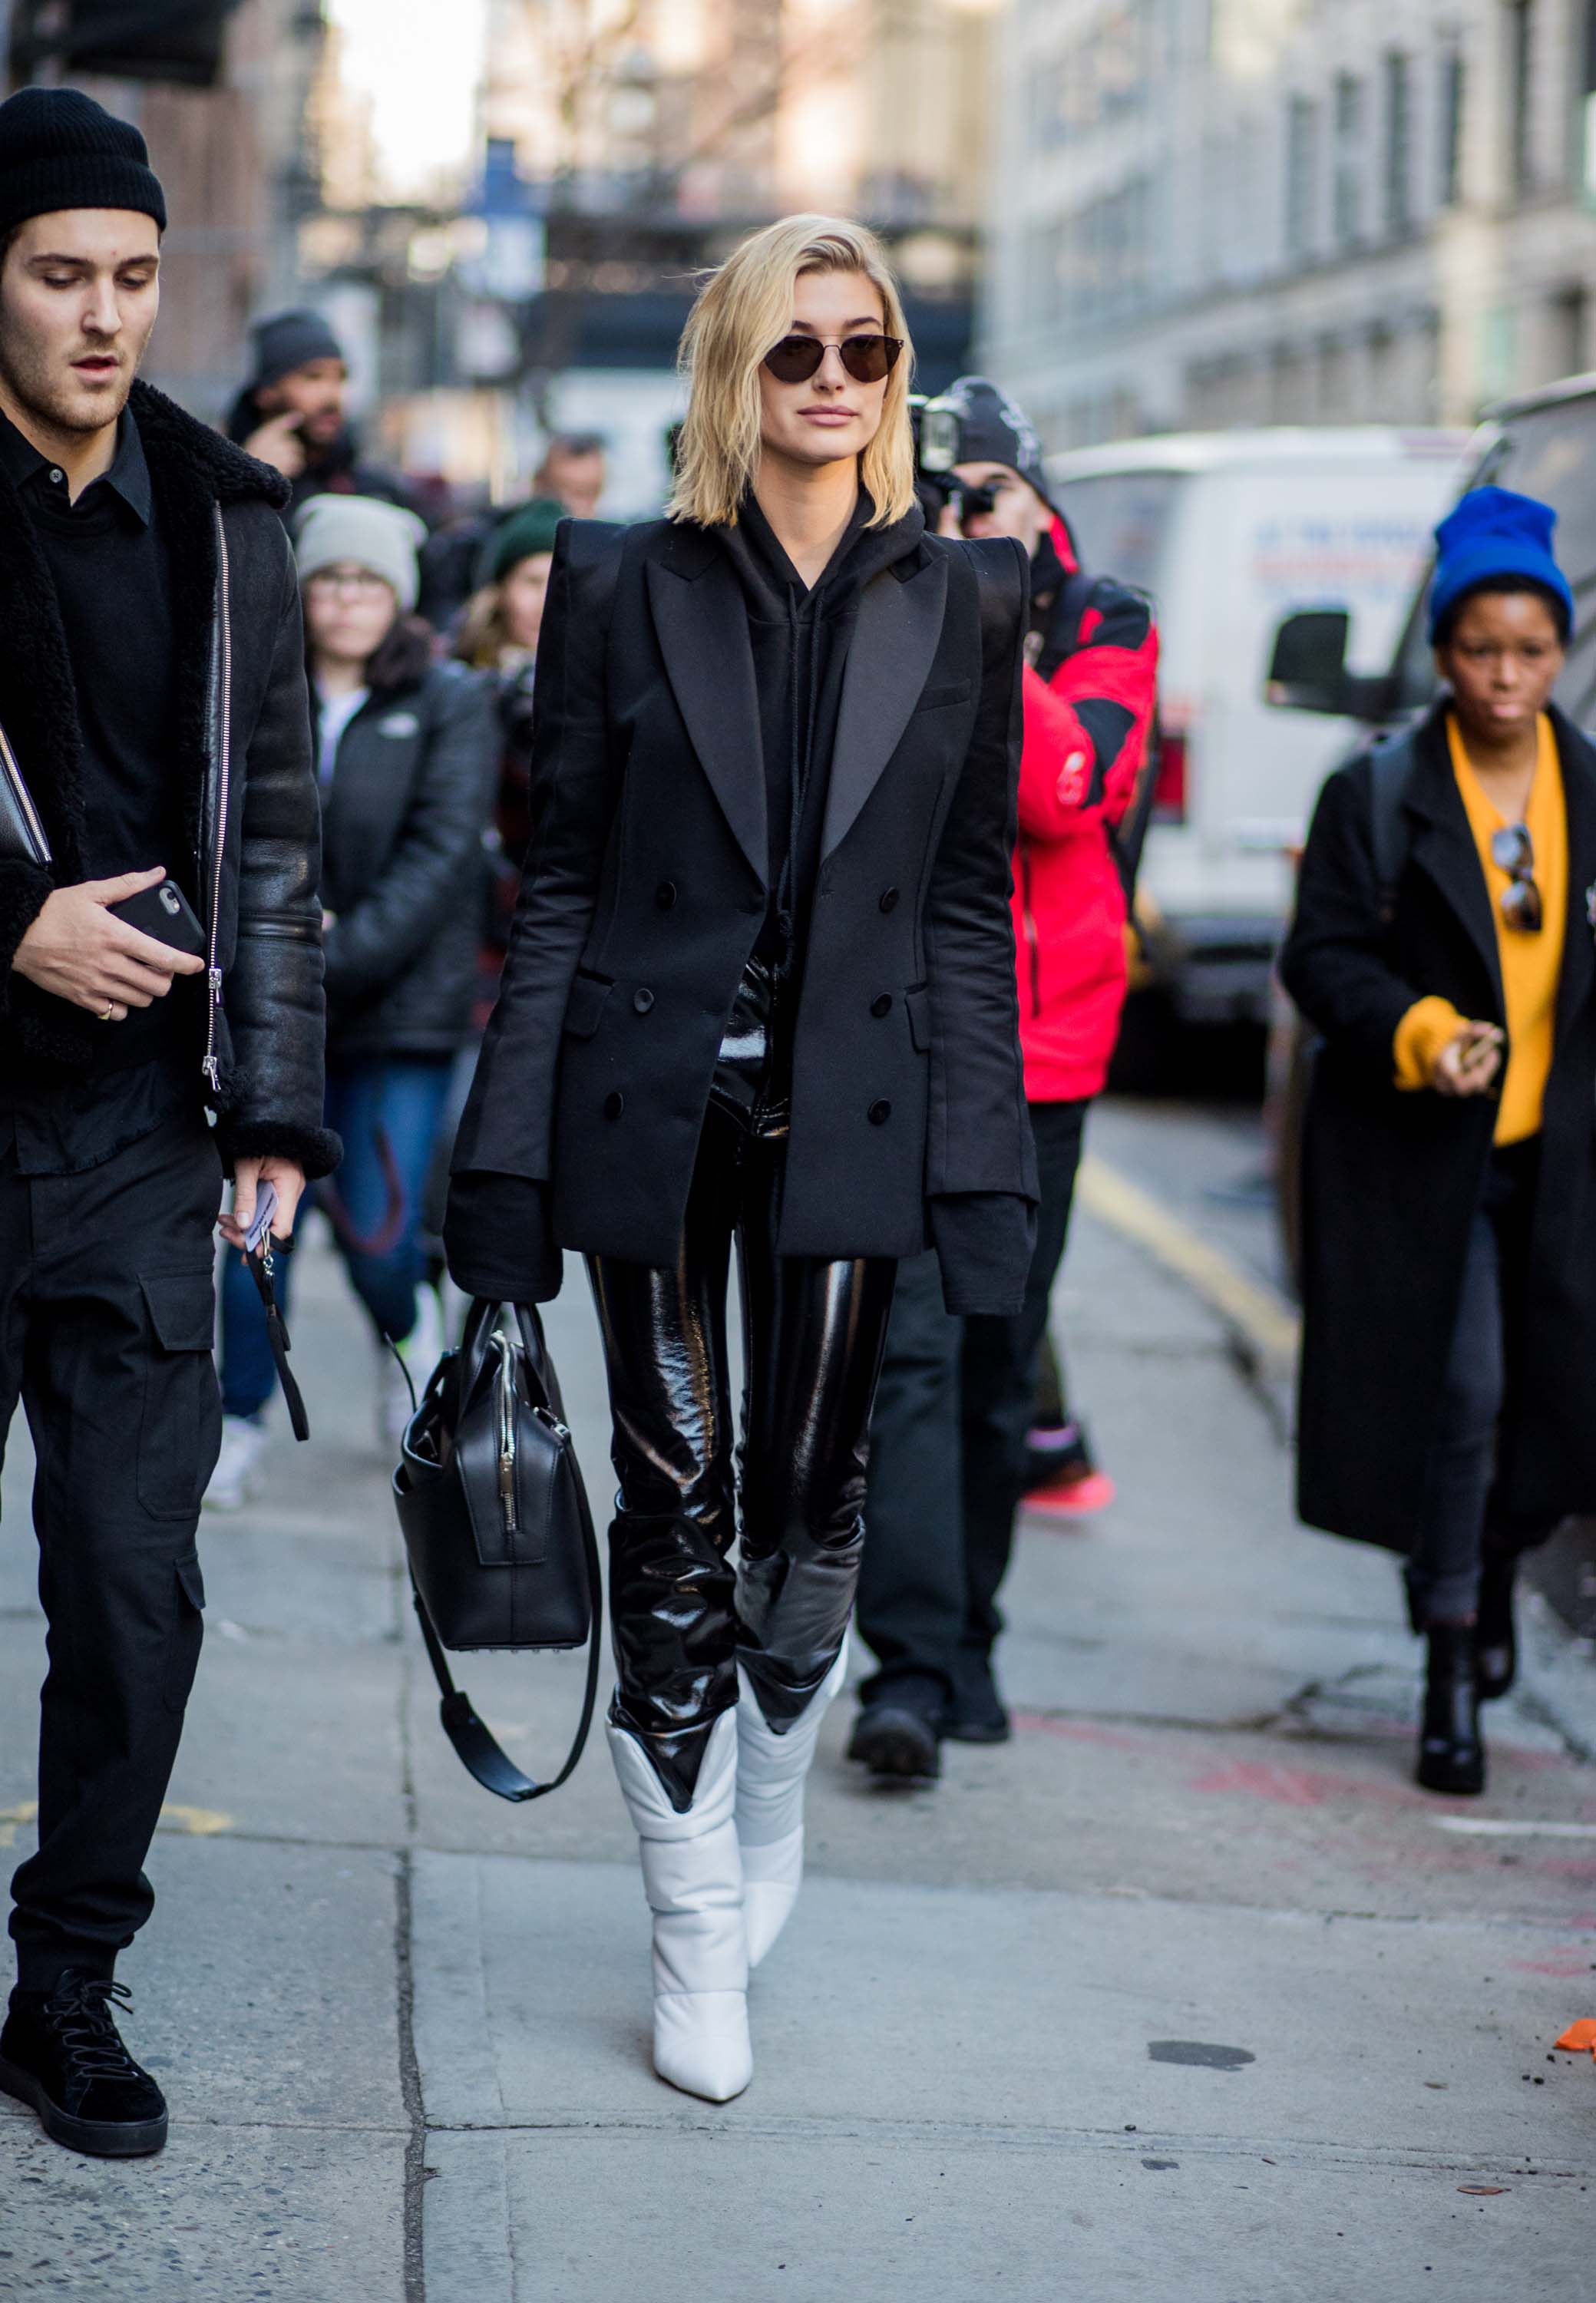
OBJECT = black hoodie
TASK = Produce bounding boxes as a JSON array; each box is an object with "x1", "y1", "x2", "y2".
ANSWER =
[{"x1": 717, "y1": 491, "x2": 925, "y2": 968}]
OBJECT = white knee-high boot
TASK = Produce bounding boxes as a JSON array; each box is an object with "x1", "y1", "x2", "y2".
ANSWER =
[
  {"x1": 735, "y1": 1637, "x2": 848, "y2": 1968},
  {"x1": 607, "y1": 1707, "x2": 752, "y2": 2103}
]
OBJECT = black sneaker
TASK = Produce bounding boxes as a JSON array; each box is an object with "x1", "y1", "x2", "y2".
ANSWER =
[
  {"x1": 0, "y1": 1973, "x2": 168, "y2": 2157},
  {"x1": 946, "y1": 1650, "x2": 1011, "y2": 1745},
  {"x1": 847, "y1": 1677, "x2": 943, "y2": 1782}
]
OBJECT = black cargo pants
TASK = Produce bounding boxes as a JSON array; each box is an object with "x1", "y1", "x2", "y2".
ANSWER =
[{"x1": 0, "y1": 1114, "x2": 223, "y2": 1990}]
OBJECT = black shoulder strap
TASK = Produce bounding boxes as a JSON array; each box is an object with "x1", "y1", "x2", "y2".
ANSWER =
[
  {"x1": 409, "y1": 1558, "x2": 603, "y2": 1802},
  {"x1": 1033, "y1": 567, "x2": 1097, "y2": 689},
  {"x1": 1367, "y1": 724, "x2": 1419, "y2": 919}
]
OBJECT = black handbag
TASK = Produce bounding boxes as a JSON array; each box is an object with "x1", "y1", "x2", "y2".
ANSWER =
[{"x1": 392, "y1": 1298, "x2": 602, "y2": 1801}]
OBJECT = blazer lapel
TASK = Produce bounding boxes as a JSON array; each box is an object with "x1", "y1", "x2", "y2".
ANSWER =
[
  {"x1": 821, "y1": 553, "x2": 948, "y2": 862},
  {"x1": 646, "y1": 538, "x2": 767, "y2": 888},
  {"x1": 1552, "y1": 707, "x2": 1596, "y2": 1040},
  {"x1": 1405, "y1": 710, "x2": 1505, "y2": 1012}
]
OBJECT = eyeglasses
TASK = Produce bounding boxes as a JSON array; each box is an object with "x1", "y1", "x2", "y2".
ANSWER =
[
  {"x1": 307, "y1": 567, "x2": 392, "y2": 600},
  {"x1": 762, "y1": 333, "x2": 903, "y2": 386},
  {"x1": 1490, "y1": 821, "x2": 1543, "y2": 933}
]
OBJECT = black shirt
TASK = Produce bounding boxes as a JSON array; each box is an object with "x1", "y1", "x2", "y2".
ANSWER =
[
  {"x1": 717, "y1": 491, "x2": 917, "y2": 967},
  {"x1": 0, "y1": 405, "x2": 200, "y2": 1174}
]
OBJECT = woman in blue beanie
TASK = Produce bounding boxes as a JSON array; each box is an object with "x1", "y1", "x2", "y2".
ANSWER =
[{"x1": 1281, "y1": 486, "x2": 1596, "y2": 1796}]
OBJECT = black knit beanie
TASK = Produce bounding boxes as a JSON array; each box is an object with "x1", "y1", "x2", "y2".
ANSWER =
[
  {"x1": 249, "y1": 308, "x2": 345, "y2": 392},
  {"x1": 0, "y1": 87, "x2": 167, "y2": 238}
]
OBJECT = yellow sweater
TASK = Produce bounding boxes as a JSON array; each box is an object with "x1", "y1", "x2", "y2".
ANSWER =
[{"x1": 1393, "y1": 712, "x2": 1565, "y2": 1145}]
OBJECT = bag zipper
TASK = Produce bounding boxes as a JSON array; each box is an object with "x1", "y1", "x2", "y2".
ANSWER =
[
  {"x1": 202, "y1": 507, "x2": 233, "y2": 1095},
  {"x1": 495, "y1": 1334, "x2": 518, "y2": 1538}
]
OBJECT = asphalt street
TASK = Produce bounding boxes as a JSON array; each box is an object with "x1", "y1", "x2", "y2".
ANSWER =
[{"x1": 2, "y1": 1096, "x2": 1594, "y2": 2301}]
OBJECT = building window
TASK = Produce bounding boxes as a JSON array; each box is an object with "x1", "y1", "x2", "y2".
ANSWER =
[
  {"x1": 1383, "y1": 53, "x2": 1412, "y2": 234},
  {"x1": 1508, "y1": 0, "x2": 1534, "y2": 194},
  {"x1": 1285, "y1": 96, "x2": 1317, "y2": 257},
  {"x1": 1333, "y1": 74, "x2": 1363, "y2": 246},
  {"x1": 1437, "y1": 44, "x2": 1465, "y2": 206},
  {"x1": 1580, "y1": 0, "x2": 1596, "y2": 204}
]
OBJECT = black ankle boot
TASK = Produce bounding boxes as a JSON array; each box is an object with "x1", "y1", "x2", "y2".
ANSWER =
[
  {"x1": 1416, "y1": 1624, "x2": 1485, "y2": 1796},
  {"x1": 0, "y1": 1973, "x2": 167, "y2": 2157},
  {"x1": 1476, "y1": 1552, "x2": 1518, "y2": 1702}
]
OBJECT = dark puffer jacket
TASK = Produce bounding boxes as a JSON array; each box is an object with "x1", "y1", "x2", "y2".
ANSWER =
[
  {"x1": 319, "y1": 636, "x2": 497, "y2": 1060},
  {"x1": 0, "y1": 381, "x2": 338, "y2": 1178}
]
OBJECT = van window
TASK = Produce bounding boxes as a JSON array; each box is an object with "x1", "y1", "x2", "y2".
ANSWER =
[
  {"x1": 1051, "y1": 472, "x2": 1182, "y2": 596},
  {"x1": 1390, "y1": 394, "x2": 1596, "y2": 719}
]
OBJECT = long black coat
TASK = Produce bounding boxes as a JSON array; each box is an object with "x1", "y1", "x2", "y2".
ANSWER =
[
  {"x1": 321, "y1": 659, "x2": 496, "y2": 1061},
  {"x1": 451, "y1": 513, "x2": 1036, "y2": 1302},
  {"x1": 1280, "y1": 700, "x2": 1596, "y2": 1551}
]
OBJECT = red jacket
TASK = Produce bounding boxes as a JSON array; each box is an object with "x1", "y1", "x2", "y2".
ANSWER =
[{"x1": 1014, "y1": 524, "x2": 1158, "y2": 1104}]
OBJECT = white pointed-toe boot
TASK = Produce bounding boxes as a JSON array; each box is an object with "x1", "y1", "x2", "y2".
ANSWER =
[
  {"x1": 607, "y1": 1707, "x2": 752, "y2": 2102},
  {"x1": 735, "y1": 1638, "x2": 848, "y2": 1969}
]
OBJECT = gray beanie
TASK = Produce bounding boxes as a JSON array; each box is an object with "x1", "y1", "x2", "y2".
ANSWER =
[{"x1": 293, "y1": 495, "x2": 427, "y2": 614}]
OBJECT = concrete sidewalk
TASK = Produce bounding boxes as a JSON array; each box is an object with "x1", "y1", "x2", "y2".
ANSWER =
[{"x1": 2, "y1": 1183, "x2": 1594, "y2": 2300}]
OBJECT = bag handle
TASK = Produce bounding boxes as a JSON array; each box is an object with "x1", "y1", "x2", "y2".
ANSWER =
[{"x1": 407, "y1": 1300, "x2": 605, "y2": 1802}]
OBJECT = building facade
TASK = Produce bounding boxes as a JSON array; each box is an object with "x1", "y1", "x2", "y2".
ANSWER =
[{"x1": 980, "y1": 0, "x2": 1596, "y2": 447}]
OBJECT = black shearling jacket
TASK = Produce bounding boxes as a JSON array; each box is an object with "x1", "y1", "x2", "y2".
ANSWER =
[{"x1": 0, "y1": 382, "x2": 338, "y2": 1179}]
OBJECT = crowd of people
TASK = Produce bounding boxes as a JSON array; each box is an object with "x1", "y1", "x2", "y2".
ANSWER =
[{"x1": 2, "y1": 81, "x2": 1594, "y2": 2157}]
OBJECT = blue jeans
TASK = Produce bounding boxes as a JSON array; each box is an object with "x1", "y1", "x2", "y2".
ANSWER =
[{"x1": 220, "y1": 1056, "x2": 454, "y2": 1421}]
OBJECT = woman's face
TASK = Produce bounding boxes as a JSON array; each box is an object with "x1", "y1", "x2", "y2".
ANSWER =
[
  {"x1": 304, "y1": 561, "x2": 398, "y2": 666},
  {"x1": 756, "y1": 267, "x2": 889, "y2": 477},
  {"x1": 1436, "y1": 590, "x2": 1565, "y2": 742},
  {"x1": 501, "y1": 552, "x2": 553, "y2": 653}
]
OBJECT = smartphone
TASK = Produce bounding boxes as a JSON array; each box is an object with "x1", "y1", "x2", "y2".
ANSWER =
[
  {"x1": 109, "y1": 878, "x2": 206, "y2": 958},
  {"x1": 243, "y1": 1181, "x2": 279, "y2": 1256}
]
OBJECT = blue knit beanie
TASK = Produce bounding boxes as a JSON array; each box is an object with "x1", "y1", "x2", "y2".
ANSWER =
[{"x1": 1429, "y1": 485, "x2": 1574, "y2": 643}]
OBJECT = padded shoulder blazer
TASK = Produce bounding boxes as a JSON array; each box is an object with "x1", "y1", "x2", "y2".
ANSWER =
[{"x1": 451, "y1": 512, "x2": 1038, "y2": 1310}]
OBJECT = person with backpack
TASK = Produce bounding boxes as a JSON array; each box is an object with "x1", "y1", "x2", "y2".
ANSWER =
[
  {"x1": 1281, "y1": 486, "x2": 1596, "y2": 1797},
  {"x1": 849, "y1": 377, "x2": 1158, "y2": 1779}
]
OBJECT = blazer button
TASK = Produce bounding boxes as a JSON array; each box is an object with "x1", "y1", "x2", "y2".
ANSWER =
[
  {"x1": 633, "y1": 987, "x2": 655, "y2": 1013},
  {"x1": 871, "y1": 993, "x2": 893, "y2": 1018},
  {"x1": 878, "y1": 886, "x2": 900, "y2": 914},
  {"x1": 603, "y1": 1091, "x2": 625, "y2": 1120},
  {"x1": 656, "y1": 881, "x2": 676, "y2": 910},
  {"x1": 867, "y1": 1099, "x2": 891, "y2": 1125}
]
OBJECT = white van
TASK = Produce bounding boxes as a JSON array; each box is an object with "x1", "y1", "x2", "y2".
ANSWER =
[{"x1": 1045, "y1": 428, "x2": 1466, "y2": 1025}]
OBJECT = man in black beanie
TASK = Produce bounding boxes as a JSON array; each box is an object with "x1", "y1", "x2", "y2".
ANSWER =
[
  {"x1": 225, "y1": 303, "x2": 414, "y2": 519},
  {"x1": 0, "y1": 87, "x2": 336, "y2": 2158}
]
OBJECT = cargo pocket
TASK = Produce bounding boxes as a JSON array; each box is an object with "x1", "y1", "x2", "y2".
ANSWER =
[
  {"x1": 164, "y1": 1552, "x2": 207, "y2": 1713},
  {"x1": 138, "y1": 1271, "x2": 222, "y2": 1520}
]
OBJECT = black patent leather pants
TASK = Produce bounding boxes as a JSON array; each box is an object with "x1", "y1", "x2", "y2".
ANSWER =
[{"x1": 587, "y1": 1105, "x2": 897, "y2": 1807}]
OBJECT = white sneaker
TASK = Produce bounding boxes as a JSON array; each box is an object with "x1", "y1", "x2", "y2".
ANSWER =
[
  {"x1": 203, "y1": 1414, "x2": 268, "y2": 1512},
  {"x1": 377, "y1": 1283, "x2": 445, "y2": 1449}
]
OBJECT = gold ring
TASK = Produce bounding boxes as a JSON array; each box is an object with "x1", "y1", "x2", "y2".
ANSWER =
[{"x1": 98, "y1": 1000, "x2": 115, "y2": 1021}]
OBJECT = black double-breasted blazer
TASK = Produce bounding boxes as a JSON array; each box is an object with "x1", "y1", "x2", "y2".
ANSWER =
[
  {"x1": 1281, "y1": 699, "x2": 1596, "y2": 1550},
  {"x1": 451, "y1": 510, "x2": 1037, "y2": 1307}
]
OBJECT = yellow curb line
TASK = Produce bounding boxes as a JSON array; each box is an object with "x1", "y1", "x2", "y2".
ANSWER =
[{"x1": 1076, "y1": 1153, "x2": 1302, "y2": 1370}]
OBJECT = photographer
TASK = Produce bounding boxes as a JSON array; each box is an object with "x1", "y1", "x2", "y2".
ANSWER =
[{"x1": 851, "y1": 378, "x2": 1158, "y2": 1780}]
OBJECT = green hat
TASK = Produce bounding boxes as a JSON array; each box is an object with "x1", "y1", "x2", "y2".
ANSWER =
[{"x1": 480, "y1": 498, "x2": 565, "y2": 588}]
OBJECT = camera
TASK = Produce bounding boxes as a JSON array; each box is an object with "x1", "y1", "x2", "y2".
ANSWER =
[{"x1": 910, "y1": 394, "x2": 995, "y2": 530}]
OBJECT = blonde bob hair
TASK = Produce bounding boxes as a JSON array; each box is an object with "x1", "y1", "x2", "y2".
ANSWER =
[{"x1": 666, "y1": 214, "x2": 916, "y2": 530}]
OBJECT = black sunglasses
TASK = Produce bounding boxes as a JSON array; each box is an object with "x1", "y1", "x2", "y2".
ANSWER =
[
  {"x1": 763, "y1": 333, "x2": 903, "y2": 386},
  {"x1": 1490, "y1": 821, "x2": 1542, "y2": 933}
]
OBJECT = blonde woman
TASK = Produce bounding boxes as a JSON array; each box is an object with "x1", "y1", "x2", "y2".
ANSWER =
[{"x1": 444, "y1": 217, "x2": 1034, "y2": 2100}]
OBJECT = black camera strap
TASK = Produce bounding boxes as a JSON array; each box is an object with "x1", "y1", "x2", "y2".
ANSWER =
[{"x1": 243, "y1": 1240, "x2": 309, "y2": 1442}]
